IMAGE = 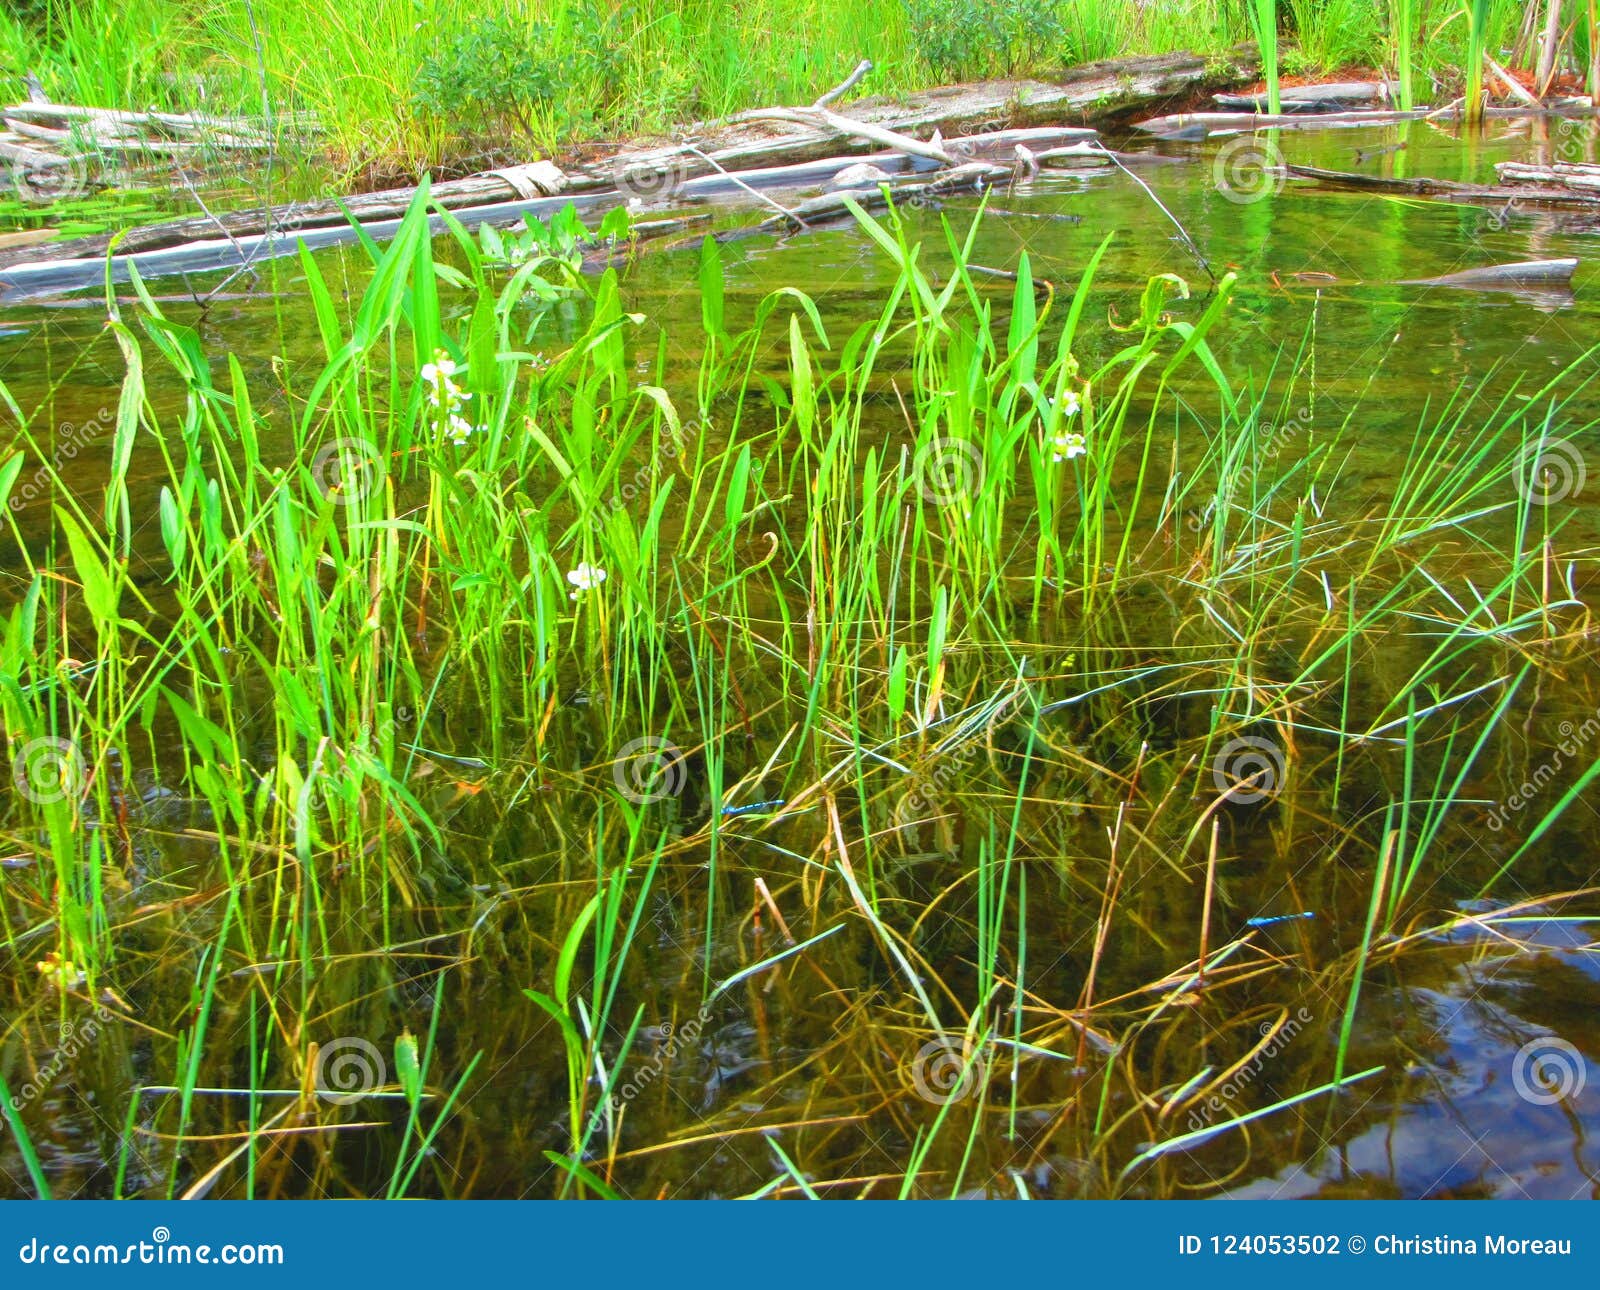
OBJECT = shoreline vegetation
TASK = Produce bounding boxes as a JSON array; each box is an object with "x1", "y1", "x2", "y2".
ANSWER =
[{"x1": 2, "y1": 1, "x2": 1594, "y2": 181}]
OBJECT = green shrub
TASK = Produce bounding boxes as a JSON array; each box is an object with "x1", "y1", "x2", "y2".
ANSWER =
[
  {"x1": 412, "y1": 4, "x2": 629, "y2": 144},
  {"x1": 902, "y1": 0, "x2": 1063, "y2": 81}
]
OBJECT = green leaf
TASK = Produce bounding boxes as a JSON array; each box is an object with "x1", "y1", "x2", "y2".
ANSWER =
[
  {"x1": 158, "y1": 486, "x2": 186, "y2": 572},
  {"x1": 54, "y1": 507, "x2": 119, "y2": 625},
  {"x1": 554, "y1": 894, "x2": 602, "y2": 1009},
  {"x1": 0, "y1": 453, "x2": 23, "y2": 513},
  {"x1": 542, "y1": 1151, "x2": 621, "y2": 1199},
  {"x1": 698, "y1": 236, "x2": 725, "y2": 339},
  {"x1": 394, "y1": 1031, "x2": 423, "y2": 1107}
]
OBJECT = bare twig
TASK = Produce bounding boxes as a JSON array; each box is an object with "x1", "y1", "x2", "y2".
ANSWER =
[
  {"x1": 1087, "y1": 140, "x2": 1215, "y2": 283},
  {"x1": 737, "y1": 103, "x2": 955, "y2": 165},
  {"x1": 1486, "y1": 55, "x2": 1541, "y2": 107},
  {"x1": 683, "y1": 142, "x2": 808, "y2": 228},
  {"x1": 814, "y1": 59, "x2": 874, "y2": 108}
]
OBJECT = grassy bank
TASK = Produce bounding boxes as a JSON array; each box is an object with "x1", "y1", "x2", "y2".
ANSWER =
[{"x1": 0, "y1": 1, "x2": 1571, "y2": 178}]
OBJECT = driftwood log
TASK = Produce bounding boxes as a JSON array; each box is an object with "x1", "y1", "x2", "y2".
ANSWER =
[
  {"x1": 1213, "y1": 81, "x2": 1400, "y2": 111},
  {"x1": 0, "y1": 47, "x2": 1260, "y2": 292},
  {"x1": 1400, "y1": 257, "x2": 1577, "y2": 287},
  {"x1": 1494, "y1": 161, "x2": 1600, "y2": 193},
  {"x1": 0, "y1": 100, "x2": 314, "y2": 193},
  {"x1": 593, "y1": 47, "x2": 1257, "y2": 188},
  {"x1": 0, "y1": 163, "x2": 570, "y2": 273},
  {"x1": 1137, "y1": 105, "x2": 1598, "y2": 135},
  {"x1": 1286, "y1": 162, "x2": 1600, "y2": 209}
]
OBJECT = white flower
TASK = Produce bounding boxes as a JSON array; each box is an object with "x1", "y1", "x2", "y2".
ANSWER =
[
  {"x1": 1051, "y1": 430, "x2": 1087, "y2": 463},
  {"x1": 567, "y1": 562, "x2": 608, "y2": 599},
  {"x1": 446, "y1": 414, "x2": 481, "y2": 446},
  {"x1": 420, "y1": 351, "x2": 467, "y2": 410},
  {"x1": 1054, "y1": 389, "x2": 1082, "y2": 418}
]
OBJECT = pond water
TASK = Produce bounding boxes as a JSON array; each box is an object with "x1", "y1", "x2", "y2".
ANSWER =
[{"x1": 1, "y1": 115, "x2": 1598, "y2": 1199}]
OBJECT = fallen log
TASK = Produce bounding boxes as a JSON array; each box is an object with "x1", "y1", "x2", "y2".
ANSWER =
[
  {"x1": 1286, "y1": 162, "x2": 1600, "y2": 208},
  {"x1": 0, "y1": 49, "x2": 1258, "y2": 290},
  {"x1": 2, "y1": 101, "x2": 312, "y2": 140},
  {"x1": 0, "y1": 162, "x2": 568, "y2": 272},
  {"x1": 0, "y1": 48, "x2": 1222, "y2": 274},
  {"x1": 590, "y1": 47, "x2": 1258, "y2": 186},
  {"x1": 1399, "y1": 257, "x2": 1578, "y2": 287},
  {"x1": 1138, "y1": 105, "x2": 1599, "y2": 134},
  {"x1": 1137, "y1": 108, "x2": 1434, "y2": 133},
  {"x1": 730, "y1": 64, "x2": 961, "y2": 166},
  {"x1": 1267, "y1": 258, "x2": 1578, "y2": 294},
  {"x1": 1214, "y1": 80, "x2": 1399, "y2": 111},
  {"x1": 0, "y1": 136, "x2": 73, "y2": 171},
  {"x1": 1494, "y1": 161, "x2": 1600, "y2": 192}
]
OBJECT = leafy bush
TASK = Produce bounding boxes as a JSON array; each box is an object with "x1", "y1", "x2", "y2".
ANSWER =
[
  {"x1": 413, "y1": 4, "x2": 629, "y2": 143},
  {"x1": 903, "y1": 0, "x2": 1064, "y2": 81}
]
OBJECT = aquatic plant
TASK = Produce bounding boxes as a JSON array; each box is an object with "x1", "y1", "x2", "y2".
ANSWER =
[
  {"x1": 2, "y1": 178, "x2": 1598, "y2": 1198},
  {"x1": 1247, "y1": 0, "x2": 1281, "y2": 115}
]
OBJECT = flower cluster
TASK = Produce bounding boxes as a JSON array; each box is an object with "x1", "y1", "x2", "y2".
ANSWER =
[
  {"x1": 567, "y1": 562, "x2": 608, "y2": 600},
  {"x1": 1049, "y1": 389, "x2": 1087, "y2": 462},
  {"x1": 36, "y1": 951, "x2": 85, "y2": 992},
  {"x1": 420, "y1": 351, "x2": 482, "y2": 446}
]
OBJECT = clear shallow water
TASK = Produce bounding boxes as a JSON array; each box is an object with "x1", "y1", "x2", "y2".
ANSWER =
[{"x1": 1, "y1": 115, "x2": 1598, "y2": 1199}]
